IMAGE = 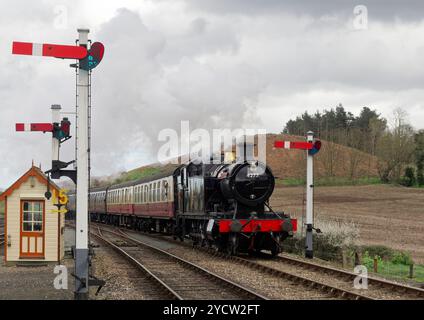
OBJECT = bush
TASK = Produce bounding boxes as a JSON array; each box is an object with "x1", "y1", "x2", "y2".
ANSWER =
[
  {"x1": 391, "y1": 251, "x2": 413, "y2": 265},
  {"x1": 400, "y1": 167, "x2": 416, "y2": 187},
  {"x1": 362, "y1": 245, "x2": 413, "y2": 265},
  {"x1": 361, "y1": 245, "x2": 395, "y2": 260},
  {"x1": 281, "y1": 217, "x2": 360, "y2": 263},
  {"x1": 417, "y1": 170, "x2": 424, "y2": 186}
]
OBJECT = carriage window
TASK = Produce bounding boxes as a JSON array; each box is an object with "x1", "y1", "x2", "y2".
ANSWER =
[
  {"x1": 157, "y1": 181, "x2": 161, "y2": 201},
  {"x1": 162, "y1": 180, "x2": 167, "y2": 201},
  {"x1": 157, "y1": 182, "x2": 160, "y2": 202}
]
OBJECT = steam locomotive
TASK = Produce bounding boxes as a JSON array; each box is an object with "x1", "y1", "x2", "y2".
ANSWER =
[{"x1": 68, "y1": 155, "x2": 297, "y2": 256}]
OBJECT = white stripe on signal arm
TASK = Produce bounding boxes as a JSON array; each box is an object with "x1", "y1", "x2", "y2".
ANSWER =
[
  {"x1": 24, "y1": 123, "x2": 31, "y2": 131},
  {"x1": 284, "y1": 141, "x2": 291, "y2": 149},
  {"x1": 32, "y1": 43, "x2": 43, "y2": 56}
]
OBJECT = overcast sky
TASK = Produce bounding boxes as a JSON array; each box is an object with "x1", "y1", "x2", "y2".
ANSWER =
[{"x1": 1, "y1": 0, "x2": 424, "y2": 187}]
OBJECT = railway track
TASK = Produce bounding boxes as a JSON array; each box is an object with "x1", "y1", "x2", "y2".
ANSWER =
[
  {"x1": 214, "y1": 252, "x2": 423, "y2": 300},
  {"x1": 99, "y1": 223, "x2": 424, "y2": 300},
  {"x1": 263, "y1": 253, "x2": 424, "y2": 299},
  {"x1": 92, "y1": 225, "x2": 269, "y2": 300},
  {"x1": 112, "y1": 226, "x2": 371, "y2": 300}
]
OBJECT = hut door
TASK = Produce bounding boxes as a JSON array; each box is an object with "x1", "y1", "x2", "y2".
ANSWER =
[{"x1": 20, "y1": 200, "x2": 45, "y2": 258}]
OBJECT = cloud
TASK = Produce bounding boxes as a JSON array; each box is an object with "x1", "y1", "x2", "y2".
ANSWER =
[
  {"x1": 91, "y1": 8, "x2": 264, "y2": 174},
  {"x1": 1, "y1": 1, "x2": 424, "y2": 188},
  {"x1": 183, "y1": 0, "x2": 424, "y2": 22}
]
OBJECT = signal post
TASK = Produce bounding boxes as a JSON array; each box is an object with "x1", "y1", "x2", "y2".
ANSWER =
[
  {"x1": 74, "y1": 29, "x2": 90, "y2": 300},
  {"x1": 274, "y1": 131, "x2": 321, "y2": 258},
  {"x1": 12, "y1": 29, "x2": 104, "y2": 299}
]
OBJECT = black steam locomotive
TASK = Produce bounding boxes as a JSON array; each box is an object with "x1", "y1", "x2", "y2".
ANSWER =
[{"x1": 68, "y1": 156, "x2": 297, "y2": 256}]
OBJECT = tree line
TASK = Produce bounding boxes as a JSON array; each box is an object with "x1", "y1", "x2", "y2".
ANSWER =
[{"x1": 283, "y1": 104, "x2": 424, "y2": 186}]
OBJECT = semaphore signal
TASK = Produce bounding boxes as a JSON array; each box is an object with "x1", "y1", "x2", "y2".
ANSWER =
[
  {"x1": 12, "y1": 41, "x2": 88, "y2": 59},
  {"x1": 274, "y1": 131, "x2": 321, "y2": 259},
  {"x1": 12, "y1": 29, "x2": 105, "y2": 300}
]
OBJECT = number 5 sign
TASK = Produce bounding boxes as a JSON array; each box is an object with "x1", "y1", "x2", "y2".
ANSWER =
[{"x1": 51, "y1": 189, "x2": 69, "y2": 214}]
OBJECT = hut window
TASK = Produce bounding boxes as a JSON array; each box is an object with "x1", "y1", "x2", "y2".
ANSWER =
[{"x1": 22, "y1": 200, "x2": 43, "y2": 232}]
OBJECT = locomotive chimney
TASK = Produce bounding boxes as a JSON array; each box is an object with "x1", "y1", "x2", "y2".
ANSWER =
[{"x1": 236, "y1": 140, "x2": 255, "y2": 163}]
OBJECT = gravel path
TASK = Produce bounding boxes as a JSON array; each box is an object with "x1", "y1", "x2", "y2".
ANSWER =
[{"x1": 0, "y1": 258, "x2": 74, "y2": 300}]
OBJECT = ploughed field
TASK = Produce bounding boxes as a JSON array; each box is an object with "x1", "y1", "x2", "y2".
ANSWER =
[{"x1": 270, "y1": 184, "x2": 424, "y2": 264}]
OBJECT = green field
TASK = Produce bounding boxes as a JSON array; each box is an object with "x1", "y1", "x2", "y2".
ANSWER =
[{"x1": 276, "y1": 176, "x2": 381, "y2": 187}]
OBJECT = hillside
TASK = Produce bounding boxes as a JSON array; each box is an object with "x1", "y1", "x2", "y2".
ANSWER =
[
  {"x1": 88, "y1": 133, "x2": 379, "y2": 187},
  {"x1": 267, "y1": 133, "x2": 379, "y2": 180}
]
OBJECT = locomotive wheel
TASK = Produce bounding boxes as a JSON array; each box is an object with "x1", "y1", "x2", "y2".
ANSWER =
[
  {"x1": 270, "y1": 234, "x2": 281, "y2": 257},
  {"x1": 226, "y1": 234, "x2": 239, "y2": 256},
  {"x1": 248, "y1": 249, "x2": 261, "y2": 256}
]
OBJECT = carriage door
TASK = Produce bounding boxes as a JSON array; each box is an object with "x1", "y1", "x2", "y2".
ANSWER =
[
  {"x1": 183, "y1": 168, "x2": 189, "y2": 213},
  {"x1": 20, "y1": 200, "x2": 45, "y2": 258},
  {"x1": 177, "y1": 168, "x2": 188, "y2": 214}
]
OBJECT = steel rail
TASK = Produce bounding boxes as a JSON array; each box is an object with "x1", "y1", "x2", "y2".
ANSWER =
[
  {"x1": 203, "y1": 249, "x2": 374, "y2": 300},
  {"x1": 93, "y1": 222, "x2": 371, "y2": 300},
  {"x1": 92, "y1": 226, "x2": 182, "y2": 300},
  {"x1": 101, "y1": 226, "x2": 269, "y2": 300},
  {"x1": 114, "y1": 223, "x2": 423, "y2": 299},
  {"x1": 271, "y1": 253, "x2": 424, "y2": 299}
]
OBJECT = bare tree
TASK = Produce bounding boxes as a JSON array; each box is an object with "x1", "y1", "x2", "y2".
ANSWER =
[{"x1": 376, "y1": 108, "x2": 415, "y2": 182}]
